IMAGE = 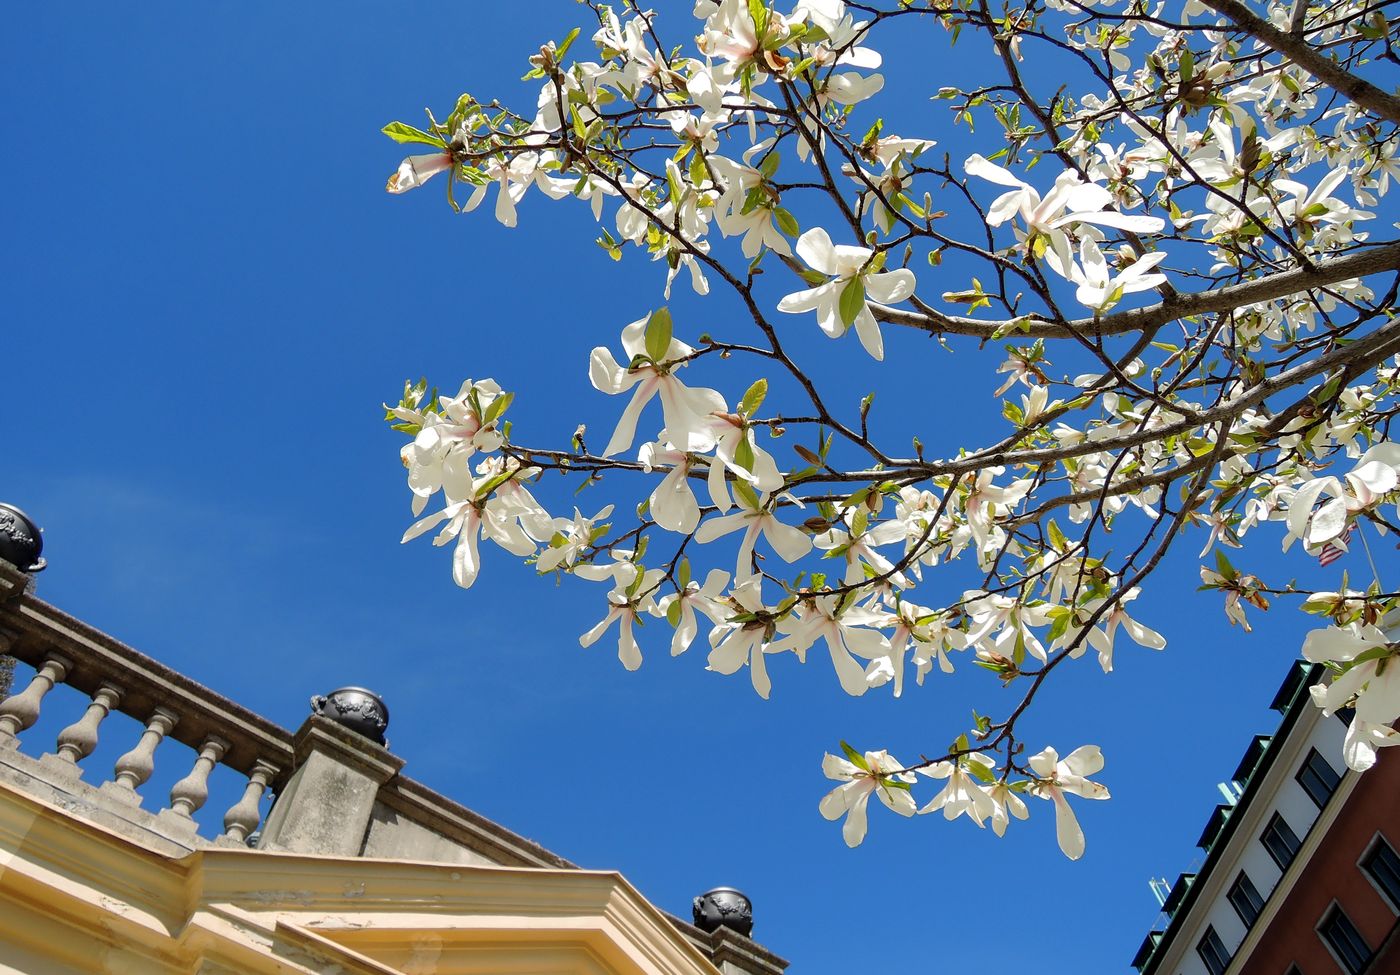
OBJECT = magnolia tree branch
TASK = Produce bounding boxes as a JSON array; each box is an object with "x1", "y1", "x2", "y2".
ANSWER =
[
  {"x1": 877, "y1": 240, "x2": 1400, "y2": 338},
  {"x1": 1201, "y1": 0, "x2": 1400, "y2": 124}
]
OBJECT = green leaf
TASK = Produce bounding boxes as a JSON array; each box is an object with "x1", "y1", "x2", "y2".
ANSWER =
[
  {"x1": 483, "y1": 390, "x2": 514, "y2": 424},
  {"x1": 689, "y1": 150, "x2": 708, "y2": 188},
  {"x1": 1214, "y1": 548, "x2": 1238, "y2": 581},
  {"x1": 678, "y1": 558, "x2": 692, "y2": 589},
  {"x1": 839, "y1": 740, "x2": 870, "y2": 771},
  {"x1": 773, "y1": 207, "x2": 800, "y2": 237},
  {"x1": 739, "y1": 379, "x2": 769, "y2": 417},
  {"x1": 555, "y1": 26, "x2": 582, "y2": 60},
  {"x1": 382, "y1": 121, "x2": 447, "y2": 148},
  {"x1": 666, "y1": 599, "x2": 683, "y2": 627},
  {"x1": 735, "y1": 480, "x2": 761, "y2": 511},
  {"x1": 759, "y1": 151, "x2": 781, "y2": 178},
  {"x1": 645, "y1": 307, "x2": 673, "y2": 362},
  {"x1": 838, "y1": 276, "x2": 866, "y2": 328},
  {"x1": 746, "y1": 0, "x2": 769, "y2": 36},
  {"x1": 734, "y1": 433, "x2": 756, "y2": 472},
  {"x1": 1179, "y1": 47, "x2": 1195, "y2": 82},
  {"x1": 965, "y1": 757, "x2": 995, "y2": 783}
]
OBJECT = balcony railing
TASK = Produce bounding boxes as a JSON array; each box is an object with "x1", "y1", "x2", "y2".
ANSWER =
[{"x1": 0, "y1": 559, "x2": 786, "y2": 975}]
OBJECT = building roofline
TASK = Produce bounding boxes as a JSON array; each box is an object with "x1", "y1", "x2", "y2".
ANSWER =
[{"x1": 1136, "y1": 659, "x2": 1323, "y2": 974}]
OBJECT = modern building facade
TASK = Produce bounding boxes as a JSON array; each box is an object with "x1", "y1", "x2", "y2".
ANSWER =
[
  {"x1": 0, "y1": 555, "x2": 788, "y2": 975},
  {"x1": 1133, "y1": 661, "x2": 1399, "y2": 975}
]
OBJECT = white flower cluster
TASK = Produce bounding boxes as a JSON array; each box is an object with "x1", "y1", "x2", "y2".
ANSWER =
[{"x1": 383, "y1": 0, "x2": 1400, "y2": 856}]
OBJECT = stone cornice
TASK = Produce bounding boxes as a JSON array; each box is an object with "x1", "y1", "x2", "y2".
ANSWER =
[{"x1": 0, "y1": 778, "x2": 728, "y2": 975}]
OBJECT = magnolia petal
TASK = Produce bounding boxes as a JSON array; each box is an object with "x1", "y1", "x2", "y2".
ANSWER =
[
  {"x1": 1307, "y1": 496, "x2": 1350, "y2": 546},
  {"x1": 672, "y1": 603, "x2": 699, "y2": 656},
  {"x1": 494, "y1": 180, "x2": 518, "y2": 227},
  {"x1": 841, "y1": 789, "x2": 872, "y2": 846},
  {"x1": 750, "y1": 639, "x2": 772, "y2": 699},
  {"x1": 651, "y1": 465, "x2": 701, "y2": 534},
  {"x1": 602, "y1": 378, "x2": 660, "y2": 458},
  {"x1": 579, "y1": 607, "x2": 621, "y2": 648},
  {"x1": 1051, "y1": 789, "x2": 1086, "y2": 860},
  {"x1": 763, "y1": 516, "x2": 814, "y2": 562},
  {"x1": 1064, "y1": 210, "x2": 1165, "y2": 233},
  {"x1": 795, "y1": 227, "x2": 839, "y2": 275},
  {"x1": 589, "y1": 346, "x2": 641, "y2": 395},
  {"x1": 451, "y1": 515, "x2": 483, "y2": 589},
  {"x1": 617, "y1": 614, "x2": 643, "y2": 671},
  {"x1": 386, "y1": 152, "x2": 453, "y2": 194},
  {"x1": 852, "y1": 306, "x2": 885, "y2": 361},
  {"x1": 777, "y1": 284, "x2": 828, "y2": 314},
  {"x1": 964, "y1": 154, "x2": 1026, "y2": 188},
  {"x1": 695, "y1": 511, "x2": 751, "y2": 544}
]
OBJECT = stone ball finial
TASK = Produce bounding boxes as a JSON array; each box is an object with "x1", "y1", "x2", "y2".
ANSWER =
[
  {"x1": 310, "y1": 687, "x2": 389, "y2": 745},
  {"x1": 0, "y1": 504, "x2": 45, "y2": 573},
  {"x1": 692, "y1": 886, "x2": 753, "y2": 937}
]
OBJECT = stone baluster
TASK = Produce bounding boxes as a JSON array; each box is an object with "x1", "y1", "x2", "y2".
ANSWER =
[
  {"x1": 0, "y1": 654, "x2": 70, "y2": 745},
  {"x1": 105, "y1": 708, "x2": 178, "y2": 802},
  {"x1": 167, "y1": 736, "x2": 228, "y2": 819},
  {"x1": 53, "y1": 682, "x2": 123, "y2": 765},
  {"x1": 221, "y1": 759, "x2": 279, "y2": 843}
]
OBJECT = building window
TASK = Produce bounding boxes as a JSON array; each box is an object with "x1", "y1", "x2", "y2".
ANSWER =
[
  {"x1": 1318, "y1": 906, "x2": 1372, "y2": 974},
  {"x1": 1196, "y1": 926, "x2": 1231, "y2": 975},
  {"x1": 1261, "y1": 812, "x2": 1302, "y2": 870},
  {"x1": 1295, "y1": 748, "x2": 1342, "y2": 808},
  {"x1": 1227, "y1": 871, "x2": 1265, "y2": 927},
  {"x1": 1362, "y1": 836, "x2": 1400, "y2": 911}
]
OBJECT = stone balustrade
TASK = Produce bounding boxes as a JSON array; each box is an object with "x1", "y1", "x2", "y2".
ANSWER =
[{"x1": 0, "y1": 559, "x2": 788, "y2": 975}]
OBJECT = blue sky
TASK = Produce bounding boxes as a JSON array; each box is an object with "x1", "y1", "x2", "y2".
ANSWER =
[{"x1": 4, "y1": 4, "x2": 1388, "y2": 973}]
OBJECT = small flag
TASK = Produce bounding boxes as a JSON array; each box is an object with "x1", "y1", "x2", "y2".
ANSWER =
[{"x1": 1318, "y1": 523, "x2": 1356, "y2": 567}]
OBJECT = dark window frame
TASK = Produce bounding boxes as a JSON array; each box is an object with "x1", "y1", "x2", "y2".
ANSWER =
[
  {"x1": 1261, "y1": 812, "x2": 1302, "y2": 871},
  {"x1": 1359, "y1": 833, "x2": 1400, "y2": 913},
  {"x1": 1195, "y1": 925, "x2": 1231, "y2": 975},
  {"x1": 1226, "y1": 870, "x2": 1265, "y2": 928},
  {"x1": 1295, "y1": 747, "x2": 1342, "y2": 808},
  {"x1": 1317, "y1": 902, "x2": 1372, "y2": 975}
]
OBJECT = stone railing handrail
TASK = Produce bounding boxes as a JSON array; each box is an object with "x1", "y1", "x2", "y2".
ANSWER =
[
  {"x1": 0, "y1": 561, "x2": 295, "y2": 776},
  {"x1": 0, "y1": 559, "x2": 789, "y2": 975}
]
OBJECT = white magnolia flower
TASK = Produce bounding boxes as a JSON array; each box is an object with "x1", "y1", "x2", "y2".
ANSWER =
[
  {"x1": 1028, "y1": 745, "x2": 1110, "y2": 860},
  {"x1": 1284, "y1": 442, "x2": 1400, "y2": 551},
  {"x1": 917, "y1": 753, "x2": 996, "y2": 825},
  {"x1": 703, "y1": 414, "x2": 785, "y2": 512},
  {"x1": 386, "y1": 151, "x2": 454, "y2": 194},
  {"x1": 768, "y1": 594, "x2": 890, "y2": 696},
  {"x1": 639, "y1": 441, "x2": 702, "y2": 534},
  {"x1": 988, "y1": 781, "x2": 1030, "y2": 837},
  {"x1": 537, "y1": 505, "x2": 614, "y2": 574},
  {"x1": 578, "y1": 562, "x2": 667, "y2": 671},
  {"x1": 964, "y1": 590, "x2": 1053, "y2": 663},
  {"x1": 818, "y1": 749, "x2": 917, "y2": 847},
  {"x1": 812, "y1": 512, "x2": 909, "y2": 588},
  {"x1": 706, "y1": 578, "x2": 778, "y2": 697},
  {"x1": 694, "y1": 490, "x2": 810, "y2": 580},
  {"x1": 656, "y1": 567, "x2": 731, "y2": 656},
  {"x1": 395, "y1": 378, "x2": 506, "y2": 514},
  {"x1": 777, "y1": 227, "x2": 916, "y2": 360},
  {"x1": 1303, "y1": 622, "x2": 1400, "y2": 771},
  {"x1": 1067, "y1": 239, "x2": 1168, "y2": 313},
  {"x1": 847, "y1": 599, "x2": 959, "y2": 697},
  {"x1": 963, "y1": 155, "x2": 1164, "y2": 271},
  {"x1": 1052, "y1": 587, "x2": 1166, "y2": 672},
  {"x1": 590, "y1": 315, "x2": 726, "y2": 458}
]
